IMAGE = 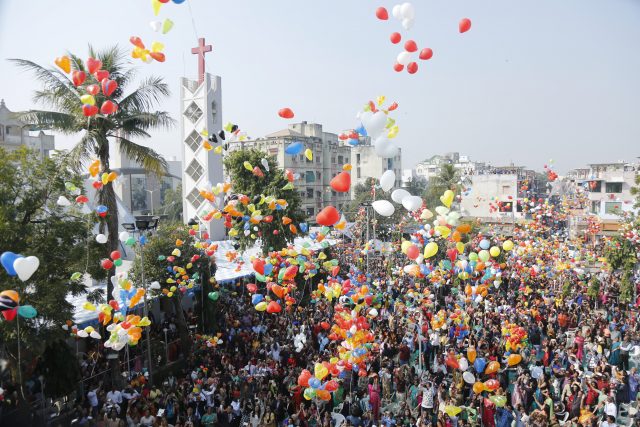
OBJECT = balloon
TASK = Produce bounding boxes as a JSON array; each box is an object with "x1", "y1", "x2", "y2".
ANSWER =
[
  {"x1": 379, "y1": 170, "x2": 395, "y2": 192},
  {"x1": 252, "y1": 259, "x2": 265, "y2": 275},
  {"x1": 423, "y1": 242, "x2": 438, "y2": 258},
  {"x1": 472, "y1": 382, "x2": 485, "y2": 394},
  {"x1": 375, "y1": 6, "x2": 388, "y2": 20},
  {"x1": 72, "y1": 70, "x2": 86, "y2": 86},
  {"x1": 485, "y1": 361, "x2": 500, "y2": 374},
  {"x1": 363, "y1": 111, "x2": 387, "y2": 138},
  {"x1": 374, "y1": 136, "x2": 399, "y2": 158},
  {"x1": 101, "y1": 79, "x2": 118, "y2": 97},
  {"x1": 54, "y1": 55, "x2": 71, "y2": 73},
  {"x1": 393, "y1": 63, "x2": 404, "y2": 72},
  {"x1": 484, "y1": 379, "x2": 500, "y2": 391},
  {"x1": 255, "y1": 301, "x2": 267, "y2": 311},
  {"x1": 101, "y1": 259, "x2": 114, "y2": 270},
  {"x1": 479, "y1": 239, "x2": 490, "y2": 250},
  {"x1": 391, "y1": 189, "x2": 410, "y2": 204},
  {"x1": 316, "y1": 206, "x2": 340, "y2": 226},
  {"x1": 489, "y1": 246, "x2": 501, "y2": 257},
  {"x1": 489, "y1": 396, "x2": 507, "y2": 407},
  {"x1": 459, "y1": 18, "x2": 472, "y2": 33},
  {"x1": 402, "y1": 196, "x2": 422, "y2": 212},
  {"x1": 507, "y1": 354, "x2": 522, "y2": 366},
  {"x1": 446, "y1": 355, "x2": 460, "y2": 370},
  {"x1": 94, "y1": 70, "x2": 109, "y2": 81},
  {"x1": 266, "y1": 301, "x2": 281, "y2": 314},
  {"x1": 314, "y1": 363, "x2": 329, "y2": 380},
  {"x1": 2, "y1": 309, "x2": 17, "y2": 321},
  {"x1": 502, "y1": 240, "x2": 514, "y2": 251},
  {"x1": 406, "y1": 245, "x2": 420, "y2": 260},
  {"x1": 96, "y1": 234, "x2": 108, "y2": 244},
  {"x1": 396, "y1": 51, "x2": 412, "y2": 66},
  {"x1": 400, "y1": 2, "x2": 415, "y2": 20},
  {"x1": 303, "y1": 388, "x2": 316, "y2": 400},
  {"x1": 251, "y1": 294, "x2": 264, "y2": 305},
  {"x1": 440, "y1": 190, "x2": 454, "y2": 208},
  {"x1": 82, "y1": 105, "x2": 98, "y2": 117},
  {"x1": 162, "y1": 18, "x2": 174, "y2": 34},
  {"x1": 86, "y1": 57, "x2": 102, "y2": 74},
  {"x1": 298, "y1": 370, "x2": 312, "y2": 387},
  {"x1": 467, "y1": 347, "x2": 477, "y2": 363},
  {"x1": 444, "y1": 406, "x2": 462, "y2": 417},
  {"x1": 407, "y1": 62, "x2": 418, "y2": 74},
  {"x1": 458, "y1": 357, "x2": 469, "y2": 371},
  {"x1": 404, "y1": 40, "x2": 418, "y2": 52},
  {"x1": 100, "y1": 100, "x2": 118, "y2": 115},
  {"x1": 478, "y1": 250, "x2": 490, "y2": 263},
  {"x1": 261, "y1": 158, "x2": 270, "y2": 172},
  {"x1": 1, "y1": 252, "x2": 23, "y2": 276},
  {"x1": 463, "y1": 372, "x2": 476, "y2": 384},
  {"x1": 401, "y1": 18, "x2": 414, "y2": 30},
  {"x1": 473, "y1": 358, "x2": 486, "y2": 373},
  {"x1": 419, "y1": 48, "x2": 433, "y2": 60},
  {"x1": 330, "y1": 172, "x2": 351, "y2": 192},
  {"x1": 304, "y1": 148, "x2": 313, "y2": 161},
  {"x1": 372, "y1": 200, "x2": 394, "y2": 217},
  {"x1": 390, "y1": 32, "x2": 402, "y2": 44},
  {"x1": 278, "y1": 108, "x2": 294, "y2": 119},
  {"x1": 17, "y1": 305, "x2": 37, "y2": 319},
  {"x1": 85, "y1": 84, "x2": 100, "y2": 95},
  {"x1": 13, "y1": 256, "x2": 40, "y2": 282},
  {"x1": 285, "y1": 141, "x2": 303, "y2": 155},
  {"x1": 208, "y1": 291, "x2": 219, "y2": 301}
]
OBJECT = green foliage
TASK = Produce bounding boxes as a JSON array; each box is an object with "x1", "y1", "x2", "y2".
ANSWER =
[
  {"x1": 587, "y1": 275, "x2": 600, "y2": 298},
  {"x1": 223, "y1": 149, "x2": 306, "y2": 255},
  {"x1": 562, "y1": 281, "x2": 572, "y2": 298},
  {"x1": 161, "y1": 186, "x2": 183, "y2": 223},
  {"x1": 424, "y1": 164, "x2": 462, "y2": 209},
  {"x1": 0, "y1": 147, "x2": 98, "y2": 376},
  {"x1": 604, "y1": 236, "x2": 636, "y2": 271},
  {"x1": 620, "y1": 271, "x2": 634, "y2": 303}
]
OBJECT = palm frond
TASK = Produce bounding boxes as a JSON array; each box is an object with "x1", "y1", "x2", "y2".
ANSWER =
[
  {"x1": 9, "y1": 58, "x2": 80, "y2": 104},
  {"x1": 118, "y1": 76, "x2": 171, "y2": 112},
  {"x1": 60, "y1": 129, "x2": 101, "y2": 173},
  {"x1": 119, "y1": 111, "x2": 176, "y2": 135},
  {"x1": 115, "y1": 136, "x2": 168, "y2": 177},
  {"x1": 14, "y1": 110, "x2": 81, "y2": 134}
]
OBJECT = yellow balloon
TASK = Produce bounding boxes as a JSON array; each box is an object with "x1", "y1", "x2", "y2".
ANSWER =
[
  {"x1": 83, "y1": 302, "x2": 96, "y2": 311},
  {"x1": 456, "y1": 241, "x2": 465, "y2": 254},
  {"x1": 243, "y1": 161, "x2": 253, "y2": 171},
  {"x1": 214, "y1": 145, "x2": 223, "y2": 154},
  {"x1": 401, "y1": 240, "x2": 412, "y2": 254},
  {"x1": 80, "y1": 94, "x2": 96, "y2": 106},
  {"x1": 255, "y1": 301, "x2": 267, "y2": 311},
  {"x1": 424, "y1": 242, "x2": 438, "y2": 258},
  {"x1": 435, "y1": 226, "x2": 451, "y2": 238},
  {"x1": 489, "y1": 246, "x2": 501, "y2": 257},
  {"x1": 440, "y1": 190, "x2": 454, "y2": 208},
  {"x1": 304, "y1": 149, "x2": 313, "y2": 161},
  {"x1": 101, "y1": 172, "x2": 109, "y2": 185},
  {"x1": 343, "y1": 164, "x2": 352, "y2": 171},
  {"x1": 502, "y1": 240, "x2": 514, "y2": 251},
  {"x1": 150, "y1": 41, "x2": 164, "y2": 53}
]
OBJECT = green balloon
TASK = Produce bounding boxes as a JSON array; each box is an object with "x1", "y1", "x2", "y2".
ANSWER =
[
  {"x1": 478, "y1": 250, "x2": 490, "y2": 262},
  {"x1": 255, "y1": 273, "x2": 266, "y2": 282},
  {"x1": 125, "y1": 237, "x2": 136, "y2": 246},
  {"x1": 114, "y1": 259, "x2": 123, "y2": 267},
  {"x1": 158, "y1": 255, "x2": 166, "y2": 261},
  {"x1": 469, "y1": 252, "x2": 478, "y2": 261},
  {"x1": 208, "y1": 291, "x2": 219, "y2": 301},
  {"x1": 71, "y1": 272, "x2": 82, "y2": 281}
]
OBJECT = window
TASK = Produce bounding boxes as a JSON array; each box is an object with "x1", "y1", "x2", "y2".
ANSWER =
[
  {"x1": 338, "y1": 155, "x2": 343, "y2": 164},
  {"x1": 605, "y1": 182, "x2": 622, "y2": 193},
  {"x1": 587, "y1": 180, "x2": 602, "y2": 192},
  {"x1": 591, "y1": 201, "x2": 600, "y2": 214},
  {"x1": 316, "y1": 155, "x2": 320, "y2": 163},
  {"x1": 501, "y1": 185, "x2": 511, "y2": 195},
  {"x1": 306, "y1": 207, "x2": 315, "y2": 217},
  {"x1": 185, "y1": 159, "x2": 204, "y2": 182},
  {"x1": 356, "y1": 153, "x2": 361, "y2": 164},
  {"x1": 316, "y1": 171, "x2": 321, "y2": 181},
  {"x1": 186, "y1": 188, "x2": 204, "y2": 209},
  {"x1": 316, "y1": 191, "x2": 322, "y2": 199},
  {"x1": 305, "y1": 171, "x2": 315, "y2": 183},
  {"x1": 184, "y1": 130, "x2": 201, "y2": 152},
  {"x1": 331, "y1": 157, "x2": 336, "y2": 164},
  {"x1": 604, "y1": 202, "x2": 621, "y2": 214},
  {"x1": 130, "y1": 174, "x2": 148, "y2": 213},
  {"x1": 357, "y1": 168, "x2": 361, "y2": 178},
  {"x1": 306, "y1": 188, "x2": 314, "y2": 198},
  {"x1": 184, "y1": 102, "x2": 203, "y2": 123},
  {"x1": 269, "y1": 148, "x2": 278, "y2": 156}
]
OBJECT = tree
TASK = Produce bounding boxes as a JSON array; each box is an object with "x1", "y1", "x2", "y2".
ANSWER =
[
  {"x1": 223, "y1": 149, "x2": 306, "y2": 255},
  {"x1": 0, "y1": 147, "x2": 99, "y2": 388},
  {"x1": 424, "y1": 164, "x2": 463, "y2": 208},
  {"x1": 11, "y1": 46, "x2": 174, "y2": 303},
  {"x1": 161, "y1": 186, "x2": 183, "y2": 223}
]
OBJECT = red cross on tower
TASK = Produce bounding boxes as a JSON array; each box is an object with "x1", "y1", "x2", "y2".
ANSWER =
[{"x1": 191, "y1": 37, "x2": 212, "y2": 84}]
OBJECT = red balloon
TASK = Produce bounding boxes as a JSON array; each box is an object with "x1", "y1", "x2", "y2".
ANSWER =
[
  {"x1": 100, "y1": 100, "x2": 118, "y2": 115},
  {"x1": 101, "y1": 259, "x2": 114, "y2": 270},
  {"x1": 101, "y1": 79, "x2": 118, "y2": 97},
  {"x1": 149, "y1": 52, "x2": 166, "y2": 63},
  {"x1": 284, "y1": 265, "x2": 298, "y2": 280},
  {"x1": 324, "y1": 380, "x2": 338, "y2": 392},
  {"x1": 130, "y1": 36, "x2": 145, "y2": 49},
  {"x1": 82, "y1": 104, "x2": 98, "y2": 117},
  {"x1": 108, "y1": 300, "x2": 120, "y2": 311},
  {"x1": 252, "y1": 259, "x2": 265, "y2": 275},
  {"x1": 375, "y1": 6, "x2": 388, "y2": 20},
  {"x1": 2, "y1": 308, "x2": 17, "y2": 321},
  {"x1": 407, "y1": 245, "x2": 419, "y2": 260},
  {"x1": 72, "y1": 70, "x2": 86, "y2": 87},
  {"x1": 86, "y1": 57, "x2": 103, "y2": 75},
  {"x1": 331, "y1": 266, "x2": 340, "y2": 277},
  {"x1": 110, "y1": 251, "x2": 121, "y2": 260},
  {"x1": 390, "y1": 32, "x2": 402, "y2": 44},
  {"x1": 407, "y1": 62, "x2": 418, "y2": 74},
  {"x1": 75, "y1": 195, "x2": 89, "y2": 204},
  {"x1": 419, "y1": 48, "x2": 433, "y2": 60},
  {"x1": 92, "y1": 181, "x2": 103, "y2": 190},
  {"x1": 298, "y1": 370, "x2": 312, "y2": 387},
  {"x1": 393, "y1": 63, "x2": 404, "y2": 72},
  {"x1": 86, "y1": 84, "x2": 100, "y2": 95},
  {"x1": 266, "y1": 301, "x2": 281, "y2": 314},
  {"x1": 316, "y1": 206, "x2": 340, "y2": 226},
  {"x1": 320, "y1": 321, "x2": 330, "y2": 330},
  {"x1": 159, "y1": 0, "x2": 170, "y2": 2},
  {"x1": 246, "y1": 283, "x2": 258, "y2": 293},
  {"x1": 94, "y1": 70, "x2": 109, "y2": 82},
  {"x1": 330, "y1": 172, "x2": 351, "y2": 193},
  {"x1": 278, "y1": 108, "x2": 294, "y2": 119},
  {"x1": 446, "y1": 355, "x2": 460, "y2": 370},
  {"x1": 459, "y1": 18, "x2": 472, "y2": 33},
  {"x1": 484, "y1": 379, "x2": 499, "y2": 391},
  {"x1": 404, "y1": 40, "x2": 418, "y2": 53},
  {"x1": 263, "y1": 215, "x2": 273, "y2": 223}
]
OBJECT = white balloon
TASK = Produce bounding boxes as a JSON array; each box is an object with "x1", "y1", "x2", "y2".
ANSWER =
[
  {"x1": 400, "y1": 2, "x2": 415, "y2": 19},
  {"x1": 368, "y1": 308, "x2": 378, "y2": 318},
  {"x1": 391, "y1": 189, "x2": 410, "y2": 204},
  {"x1": 415, "y1": 255, "x2": 424, "y2": 264},
  {"x1": 13, "y1": 256, "x2": 40, "y2": 282},
  {"x1": 261, "y1": 158, "x2": 270, "y2": 172},
  {"x1": 401, "y1": 18, "x2": 414, "y2": 30},
  {"x1": 435, "y1": 206, "x2": 450, "y2": 216},
  {"x1": 90, "y1": 331, "x2": 102, "y2": 340},
  {"x1": 77, "y1": 330, "x2": 88, "y2": 338},
  {"x1": 149, "y1": 21, "x2": 162, "y2": 32},
  {"x1": 392, "y1": 4, "x2": 402, "y2": 20},
  {"x1": 379, "y1": 170, "x2": 396, "y2": 192},
  {"x1": 119, "y1": 231, "x2": 130, "y2": 242},
  {"x1": 96, "y1": 234, "x2": 108, "y2": 244},
  {"x1": 402, "y1": 196, "x2": 423, "y2": 212},
  {"x1": 150, "y1": 281, "x2": 161, "y2": 290},
  {"x1": 374, "y1": 136, "x2": 399, "y2": 158},
  {"x1": 363, "y1": 111, "x2": 388, "y2": 138},
  {"x1": 397, "y1": 51, "x2": 412, "y2": 66},
  {"x1": 458, "y1": 357, "x2": 469, "y2": 371},
  {"x1": 57, "y1": 196, "x2": 71, "y2": 207},
  {"x1": 463, "y1": 371, "x2": 475, "y2": 384},
  {"x1": 372, "y1": 200, "x2": 395, "y2": 217}
]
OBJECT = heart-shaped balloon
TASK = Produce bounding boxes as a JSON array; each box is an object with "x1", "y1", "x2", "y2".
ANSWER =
[
  {"x1": 316, "y1": 206, "x2": 340, "y2": 226},
  {"x1": 54, "y1": 56, "x2": 71, "y2": 73},
  {"x1": 440, "y1": 190, "x2": 454, "y2": 208},
  {"x1": 100, "y1": 100, "x2": 118, "y2": 115},
  {"x1": 94, "y1": 70, "x2": 109, "y2": 82},
  {"x1": 13, "y1": 256, "x2": 40, "y2": 281},
  {"x1": 86, "y1": 84, "x2": 100, "y2": 95},
  {"x1": 57, "y1": 196, "x2": 71, "y2": 206},
  {"x1": 72, "y1": 70, "x2": 86, "y2": 87},
  {"x1": 101, "y1": 79, "x2": 118, "y2": 97},
  {"x1": 86, "y1": 57, "x2": 103, "y2": 74},
  {"x1": 82, "y1": 104, "x2": 98, "y2": 117}
]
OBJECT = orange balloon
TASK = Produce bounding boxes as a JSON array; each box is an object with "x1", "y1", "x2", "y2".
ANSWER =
[
  {"x1": 316, "y1": 389, "x2": 331, "y2": 401},
  {"x1": 467, "y1": 347, "x2": 477, "y2": 363},
  {"x1": 452, "y1": 231, "x2": 462, "y2": 242},
  {"x1": 456, "y1": 224, "x2": 471, "y2": 233},
  {"x1": 485, "y1": 361, "x2": 500, "y2": 374},
  {"x1": 507, "y1": 354, "x2": 522, "y2": 366},
  {"x1": 472, "y1": 382, "x2": 485, "y2": 394}
]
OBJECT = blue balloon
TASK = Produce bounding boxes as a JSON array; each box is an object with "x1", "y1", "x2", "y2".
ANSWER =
[
  {"x1": 284, "y1": 141, "x2": 303, "y2": 155},
  {"x1": 140, "y1": 235, "x2": 147, "y2": 245},
  {"x1": 18, "y1": 305, "x2": 37, "y2": 319},
  {"x1": 172, "y1": 0, "x2": 186, "y2": 3},
  {"x1": 479, "y1": 239, "x2": 490, "y2": 250},
  {"x1": 473, "y1": 358, "x2": 486, "y2": 374},
  {"x1": 264, "y1": 263, "x2": 274, "y2": 276},
  {"x1": 96, "y1": 205, "x2": 108, "y2": 214},
  {"x1": 251, "y1": 294, "x2": 264, "y2": 305},
  {"x1": 355, "y1": 124, "x2": 367, "y2": 137},
  {"x1": 300, "y1": 223, "x2": 308, "y2": 233},
  {"x1": 1, "y1": 252, "x2": 23, "y2": 276},
  {"x1": 348, "y1": 139, "x2": 359, "y2": 146},
  {"x1": 308, "y1": 378, "x2": 321, "y2": 389}
]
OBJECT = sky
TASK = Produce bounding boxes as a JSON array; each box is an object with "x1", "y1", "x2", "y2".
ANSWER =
[{"x1": 1, "y1": 0, "x2": 639, "y2": 173}]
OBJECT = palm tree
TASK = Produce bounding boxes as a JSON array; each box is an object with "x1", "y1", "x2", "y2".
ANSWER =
[
  {"x1": 11, "y1": 46, "x2": 174, "y2": 302},
  {"x1": 425, "y1": 164, "x2": 463, "y2": 207}
]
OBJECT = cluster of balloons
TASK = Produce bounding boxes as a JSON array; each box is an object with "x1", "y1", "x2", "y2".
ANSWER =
[
  {"x1": 376, "y1": 3, "x2": 416, "y2": 30},
  {"x1": 87, "y1": 160, "x2": 118, "y2": 191},
  {"x1": 0, "y1": 290, "x2": 37, "y2": 321},
  {"x1": 130, "y1": 37, "x2": 166, "y2": 63},
  {"x1": 151, "y1": 0, "x2": 186, "y2": 16},
  {"x1": 100, "y1": 250, "x2": 123, "y2": 271},
  {"x1": 357, "y1": 97, "x2": 400, "y2": 159},
  {"x1": 55, "y1": 56, "x2": 119, "y2": 117},
  {"x1": 1, "y1": 252, "x2": 40, "y2": 282}
]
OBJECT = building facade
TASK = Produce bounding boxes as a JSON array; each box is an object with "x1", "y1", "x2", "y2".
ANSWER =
[
  {"x1": 350, "y1": 137, "x2": 402, "y2": 195},
  {"x1": 230, "y1": 122, "x2": 353, "y2": 218},
  {"x1": 415, "y1": 152, "x2": 484, "y2": 182},
  {"x1": 0, "y1": 99, "x2": 55, "y2": 157}
]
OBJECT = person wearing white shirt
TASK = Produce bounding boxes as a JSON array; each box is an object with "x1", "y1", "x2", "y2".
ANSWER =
[
  {"x1": 106, "y1": 387, "x2": 122, "y2": 404},
  {"x1": 603, "y1": 396, "x2": 617, "y2": 418},
  {"x1": 87, "y1": 387, "x2": 99, "y2": 416},
  {"x1": 600, "y1": 414, "x2": 618, "y2": 427}
]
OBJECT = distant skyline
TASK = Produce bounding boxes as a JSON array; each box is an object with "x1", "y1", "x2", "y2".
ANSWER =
[{"x1": 1, "y1": 0, "x2": 639, "y2": 173}]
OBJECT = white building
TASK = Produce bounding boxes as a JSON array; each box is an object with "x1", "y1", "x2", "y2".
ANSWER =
[
  {"x1": 179, "y1": 73, "x2": 225, "y2": 240},
  {"x1": 230, "y1": 122, "x2": 352, "y2": 218},
  {"x1": 0, "y1": 99, "x2": 55, "y2": 158},
  {"x1": 350, "y1": 137, "x2": 402, "y2": 193},
  {"x1": 460, "y1": 174, "x2": 520, "y2": 220},
  {"x1": 414, "y1": 152, "x2": 483, "y2": 182}
]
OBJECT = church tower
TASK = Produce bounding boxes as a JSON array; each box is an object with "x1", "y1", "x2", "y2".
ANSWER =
[{"x1": 180, "y1": 38, "x2": 225, "y2": 240}]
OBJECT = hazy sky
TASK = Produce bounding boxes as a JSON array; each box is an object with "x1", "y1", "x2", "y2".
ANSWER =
[{"x1": 1, "y1": 0, "x2": 639, "y2": 173}]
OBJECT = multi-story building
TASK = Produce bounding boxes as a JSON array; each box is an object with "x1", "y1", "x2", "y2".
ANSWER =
[
  {"x1": 414, "y1": 152, "x2": 485, "y2": 182},
  {"x1": 230, "y1": 122, "x2": 353, "y2": 219},
  {"x1": 350, "y1": 136, "x2": 402, "y2": 194},
  {"x1": 0, "y1": 99, "x2": 55, "y2": 158}
]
